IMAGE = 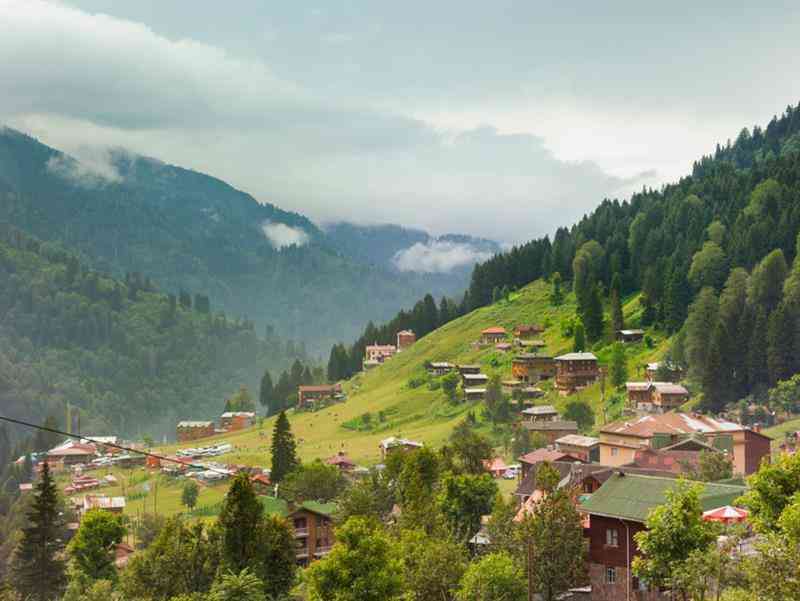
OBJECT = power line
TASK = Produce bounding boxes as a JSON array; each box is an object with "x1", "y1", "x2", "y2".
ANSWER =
[{"x1": 0, "y1": 414, "x2": 235, "y2": 476}]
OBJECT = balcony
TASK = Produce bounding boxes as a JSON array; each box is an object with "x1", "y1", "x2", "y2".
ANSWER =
[
  {"x1": 294, "y1": 528, "x2": 309, "y2": 537},
  {"x1": 314, "y1": 545, "x2": 333, "y2": 556}
]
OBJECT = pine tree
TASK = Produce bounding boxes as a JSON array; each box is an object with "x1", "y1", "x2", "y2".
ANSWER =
[
  {"x1": 550, "y1": 272, "x2": 564, "y2": 306},
  {"x1": 259, "y1": 369, "x2": 274, "y2": 411},
  {"x1": 583, "y1": 284, "x2": 604, "y2": 342},
  {"x1": 218, "y1": 473, "x2": 265, "y2": 572},
  {"x1": 11, "y1": 462, "x2": 66, "y2": 601},
  {"x1": 749, "y1": 308, "x2": 769, "y2": 387},
  {"x1": 768, "y1": 303, "x2": 794, "y2": 385},
  {"x1": 664, "y1": 267, "x2": 691, "y2": 333},
  {"x1": 573, "y1": 321, "x2": 586, "y2": 352},
  {"x1": 610, "y1": 272, "x2": 624, "y2": 333},
  {"x1": 609, "y1": 342, "x2": 628, "y2": 388},
  {"x1": 270, "y1": 411, "x2": 298, "y2": 484}
]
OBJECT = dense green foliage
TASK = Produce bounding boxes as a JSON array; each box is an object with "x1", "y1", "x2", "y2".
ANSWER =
[
  {"x1": 270, "y1": 412, "x2": 299, "y2": 484},
  {"x1": 0, "y1": 225, "x2": 302, "y2": 439},
  {"x1": 0, "y1": 129, "x2": 470, "y2": 353}
]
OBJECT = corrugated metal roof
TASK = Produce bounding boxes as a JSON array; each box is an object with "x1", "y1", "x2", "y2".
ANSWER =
[
  {"x1": 555, "y1": 352, "x2": 597, "y2": 361},
  {"x1": 579, "y1": 473, "x2": 747, "y2": 523}
]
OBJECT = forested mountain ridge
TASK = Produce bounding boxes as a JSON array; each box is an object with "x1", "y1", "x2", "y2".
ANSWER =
[
  {"x1": 338, "y1": 101, "x2": 800, "y2": 415},
  {"x1": 0, "y1": 224, "x2": 304, "y2": 440},
  {"x1": 0, "y1": 128, "x2": 477, "y2": 352}
]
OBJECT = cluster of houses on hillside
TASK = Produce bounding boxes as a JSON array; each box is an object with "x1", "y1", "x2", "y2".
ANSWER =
[
  {"x1": 363, "y1": 330, "x2": 417, "y2": 370},
  {"x1": 176, "y1": 410, "x2": 257, "y2": 443},
  {"x1": 491, "y1": 406, "x2": 773, "y2": 600}
]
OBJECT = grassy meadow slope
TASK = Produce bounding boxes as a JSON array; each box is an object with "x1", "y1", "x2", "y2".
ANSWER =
[{"x1": 156, "y1": 279, "x2": 671, "y2": 468}]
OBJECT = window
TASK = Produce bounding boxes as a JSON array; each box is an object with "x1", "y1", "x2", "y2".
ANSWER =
[
  {"x1": 611, "y1": 447, "x2": 619, "y2": 457},
  {"x1": 606, "y1": 528, "x2": 619, "y2": 547},
  {"x1": 605, "y1": 567, "x2": 617, "y2": 584}
]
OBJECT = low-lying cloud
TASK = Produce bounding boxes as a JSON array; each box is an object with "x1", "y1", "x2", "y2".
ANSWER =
[
  {"x1": 393, "y1": 240, "x2": 493, "y2": 273},
  {"x1": 261, "y1": 221, "x2": 310, "y2": 249},
  {"x1": 45, "y1": 148, "x2": 122, "y2": 188}
]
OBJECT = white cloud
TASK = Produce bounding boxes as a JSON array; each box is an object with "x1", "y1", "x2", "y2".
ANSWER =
[
  {"x1": 393, "y1": 240, "x2": 493, "y2": 273},
  {"x1": 261, "y1": 221, "x2": 310, "y2": 249},
  {"x1": 45, "y1": 147, "x2": 122, "y2": 188},
  {"x1": 0, "y1": 0, "x2": 665, "y2": 244}
]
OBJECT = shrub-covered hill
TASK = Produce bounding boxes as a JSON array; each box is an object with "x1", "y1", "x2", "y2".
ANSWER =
[
  {"x1": 163, "y1": 278, "x2": 669, "y2": 467},
  {"x1": 0, "y1": 225, "x2": 304, "y2": 441}
]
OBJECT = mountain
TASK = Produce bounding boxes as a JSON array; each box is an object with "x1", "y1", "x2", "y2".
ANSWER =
[
  {"x1": 0, "y1": 128, "x2": 486, "y2": 353},
  {"x1": 323, "y1": 222, "x2": 500, "y2": 275},
  {"x1": 0, "y1": 224, "x2": 305, "y2": 441}
]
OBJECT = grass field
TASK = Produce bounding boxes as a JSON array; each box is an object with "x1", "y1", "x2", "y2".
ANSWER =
[
  {"x1": 62, "y1": 278, "x2": 674, "y2": 523},
  {"x1": 155, "y1": 279, "x2": 670, "y2": 467}
]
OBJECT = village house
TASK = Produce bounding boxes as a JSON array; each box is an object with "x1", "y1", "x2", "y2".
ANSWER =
[
  {"x1": 616, "y1": 329, "x2": 645, "y2": 343},
  {"x1": 325, "y1": 451, "x2": 356, "y2": 472},
  {"x1": 480, "y1": 326, "x2": 507, "y2": 345},
  {"x1": 462, "y1": 373, "x2": 489, "y2": 387},
  {"x1": 262, "y1": 498, "x2": 337, "y2": 566},
  {"x1": 517, "y1": 339, "x2": 547, "y2": 351},
  {"x1": 220, "y1": 411, "x2": 256, "y2": 431},
  {"x1": 555, "y1": 434, "x2": 600, "y2": 463},
  {"x1": 520, "y1": 419, "x2": 579, "y2": 445},
  {"x1": 483, "y1": 457, "x2": 509, "y2": 478},
  {"x1": 176, "y1": 421, "x2": 215, "y2": 443},
  {"x1": 47, "y1": 442, "x2": 98, "y2": 468},
  {"x1": 426, "y1": 361, "x2": 455, "y2": 376},
  {"x1": 396, "y1": 330, "x2": 417, "y2": 350},
  {"x1": 457, "y1": 364, "x2": 482, "y2": 376},
  {"x1": 554, "y1": 352, "x2": 600, "y2": 395},
  {"x1": 464, "y1": 387, "x2": 487, "y2": 402},
  {"x1": 81, "y1": 494, "x2": 126, "y2": 516},
  {"x1": 379, "y1": 436, "x2": 423, "y2": 460},
  {"x1": 518, "y1": 448, "x2": 586, "y2": 479},
  {"x1": 626, "y1": 382, "x2": 690, "y2": 413},
  {"x1": 297, "y1": 384, "x2": 342, "y2": 409},
  {"x1": 521, "y1": 404, "x2": 559, "y2": 422},
  {"x1": 518, "y1": 386, "x2": 545, "y2": 401},
  {"x1": 364, "y1": 344, "x2": 397, "y2": 365},
  {"x1": 512, "y1": 354, "x2": 557, "y2": 383},
  {"x1": 598, "y1": 412, "x2": 771, "y2": 475},
  {"x1": 580, "y1": 473, "x2": 746, "y2": 601},
  {"x1": 501, "y1": 379, "x2": 524, "y2": 395},
  {"x1": 495, "y1": 342, "x2": 513, "y2": 352},
  {"x1": 514, "y1": 324, "x2": 544, "y2": 339}
]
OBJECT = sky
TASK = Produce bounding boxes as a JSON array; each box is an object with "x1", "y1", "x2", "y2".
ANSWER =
[{"x1": 1, "y1": 0, "x2": 799, "y2": 245}]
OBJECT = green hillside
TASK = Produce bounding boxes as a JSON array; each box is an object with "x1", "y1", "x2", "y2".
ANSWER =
[{"x1": 160, "y1": 278, "x2": 669, "y2": 467}]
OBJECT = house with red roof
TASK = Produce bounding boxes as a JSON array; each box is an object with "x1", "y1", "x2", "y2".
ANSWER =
[
  {"x1": 325, "y1": 451, "x2": 356, "y2": 472},
  {"x1": 483, "y1": 457, "x2": 509, "y2": 478},
  {"x1": 480, "y1": 327, "x2": 507, "y2": 345},
  {"x1": 598, "y1": 412, "x2": 771, "y2": 475}
]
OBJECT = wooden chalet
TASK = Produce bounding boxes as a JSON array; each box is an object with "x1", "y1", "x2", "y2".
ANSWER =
[
  {"x1": 176, "y1": 421, "x2": 214, "y2": 443},
  {"x1": 325, "y1": 451, "x2": 356, "y2": 472},
  {"x1": 379, "y1": 436, "x2": 423, "y2": 460},
  {"x1": 514, "y1": 324, "x2": 544, "y2": 339},
  {"x1": 297, "y1": 384, "x2": 342, "y2": 409},
  {"x1": 457, "y1": 364, "x2": 482, "y2": 376},
  {"x1": 554, "y1": 352, "x2": 599, "y2": 394},
  {"x1": 426, "y1": 361, "x2": 455, "y2": 376},
  {"x1": 512, "y1": 353, "x2": 556, "y2": 383},
  {"x1": 262, "y1": 498, "x2": 337, "y2": 566},
  {"x1": 480, "y1": 326, "x2": 507, "y2": 345},
  {"x1": 220, "y1": 411, "x2": 256, "y2": 431},
  {"x1": 462, "y1": 373, "x2": 489, "y2": 387},
  {"x1": 580, "y1": 474, "x2": 746, "y2": 601},
  {"x1": 521, "y1": 404, "x2": 559, "y2": 422},
  {"x1": 396, "y1": 330, "x2": 417, "y2": 350},
  {"x1": 625, "y1": 381, "x2": 689, "y2": 413},
  {"x1": 464, "y1": 387, "x2": 487, "y2": 402},
  {"x1": 616, "y1": 329, "x2": 645, "y2": 343}
]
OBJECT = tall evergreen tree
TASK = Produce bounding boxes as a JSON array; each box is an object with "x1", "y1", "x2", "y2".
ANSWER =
[
  {"x1": 664, "y1": 267, "x2": 692, "y2": 333},
  {"x1": 749, "y1": 308, "x2": 770, "y2": 388},
  {"x1": 258, "y1": 369, "x2": 273, "y2": 411},
  {"x1": 573, "y1": 321, "x2": 586, "y2": 352},
  {"x1": 583, "y1": 283, "x2": 604, "y2": 342},
  {"x1": 610, "y1": 272, "x2": 624, "y2": 333},
  {"x1": 270, "y1": 411, "x2": 298, "y2": 484},
  {"x1": 10, "y1": 462, "x2": 66, "y2": 601},
  {"x1": 768, "y1": 303, "x2": 794, "y2": 385},
  {"x1": 218, "y1": 473, "x2": 264, "y2": 573},
  {"x1": 609, "y1": 342, "x2": 628, "y2": 388},
  {"x1": 550, "y1": 272, "x2": 564, "y2": 306}
]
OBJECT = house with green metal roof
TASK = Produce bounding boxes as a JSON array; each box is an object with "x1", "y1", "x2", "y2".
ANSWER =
[
  {"x1": 259, "y1": 497, "x2": 337, "y2": 566},
  {"x1": 579, "y1": 473, "x2": 746, "y2": 601}
]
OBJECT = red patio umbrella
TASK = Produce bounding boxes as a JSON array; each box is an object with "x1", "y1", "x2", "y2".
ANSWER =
[{"x1": 702, "y1": 505, "x2": 749, "y2": 524}]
